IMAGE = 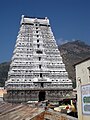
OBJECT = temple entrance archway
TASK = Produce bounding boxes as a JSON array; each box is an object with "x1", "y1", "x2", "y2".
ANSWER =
[{"x1": 39, "y1": 91, "x2": 46, "y2": 101}]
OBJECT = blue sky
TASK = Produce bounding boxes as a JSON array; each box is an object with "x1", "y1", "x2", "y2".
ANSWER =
[{"x1": 0, "y1": 0, "x2": 90, "y2": 63}]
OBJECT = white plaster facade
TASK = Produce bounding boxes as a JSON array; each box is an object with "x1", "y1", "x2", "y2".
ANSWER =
[{"x1": 75, "y1": 57, "x2": 90, "y2": 120}]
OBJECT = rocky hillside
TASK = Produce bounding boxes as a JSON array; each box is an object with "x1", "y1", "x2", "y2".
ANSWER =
[
  {"x1": 58, "y1": 40, "x2": 90, "y2": 87},
  {"x1": 0, "y1": 40, "x2": 90, "y2": 87},
  {"x1": 0, "y1": 62, "x2": 10, "y2": 86}
]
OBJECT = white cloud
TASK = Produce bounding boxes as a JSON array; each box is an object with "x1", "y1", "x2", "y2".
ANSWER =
[
  {"x1": 57, "y1": 38, "x2": 69, "y2": 45},
  {"x1": 72, "y1": 39, "x2": 76, "y2": 41}
]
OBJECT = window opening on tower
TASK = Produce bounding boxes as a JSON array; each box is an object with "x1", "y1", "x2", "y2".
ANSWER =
[
  {"x1": 39, "y1": 57, "x2": 41, "y2": 61},
  {"x1": 39, "y1": 65, "x2": 41, "y2": 69},
  {"x1": 36, "y1": 27, "x2": 38, "y2": 29},
  {"x1": 35, "y1": 24, "x2": 38, "y2": 26},
  {"x1": 37, "y1": 39, "x2": 39, "y2": 42},
  {"x1": 36, "y1": 50, "x2": 42, "y2": 54},
  {"x1": 41, "y1": 83, "x2": 44, "y2": 87},
  {"x1": 40, "y1": 73, "x2": 42, "y2": 77},
  {"x1": 37, "y1": 44, "x2": 40, "y2": 48}
]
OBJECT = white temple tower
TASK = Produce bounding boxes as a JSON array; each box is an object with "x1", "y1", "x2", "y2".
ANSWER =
[{"x1": 5, "y1": 15, "x2": 72, "y2": 103}]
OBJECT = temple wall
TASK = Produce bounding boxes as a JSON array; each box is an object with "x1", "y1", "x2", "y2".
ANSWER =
[{"x1": 4, "y1": 90, "x2": 73, "y2": 103}]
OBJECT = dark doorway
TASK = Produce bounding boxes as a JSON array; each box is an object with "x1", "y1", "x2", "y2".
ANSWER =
[{"x1": 39, "y1": 91, "x2": 45, "y2": 101}]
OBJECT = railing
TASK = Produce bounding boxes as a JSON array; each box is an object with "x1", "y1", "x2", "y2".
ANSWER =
[{"x1": 6, "y1": 86, "x2": 73, "y2": 90}]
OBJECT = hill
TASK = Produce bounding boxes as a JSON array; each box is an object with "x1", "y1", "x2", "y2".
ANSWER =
[
  {"x1": 58, "y1": 40, "x2": 90, "y2": 87},
  {"x1": 0, "y1": 62, "x2": 10, "y2": 86},
  {"x1": 0, "y1": 40, "x2": 90, "y2": 87}
]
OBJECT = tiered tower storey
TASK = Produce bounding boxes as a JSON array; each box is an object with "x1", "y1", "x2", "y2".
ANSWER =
[{"x1": 5, "y1": 15, "x2": 72, "y2": 103}]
